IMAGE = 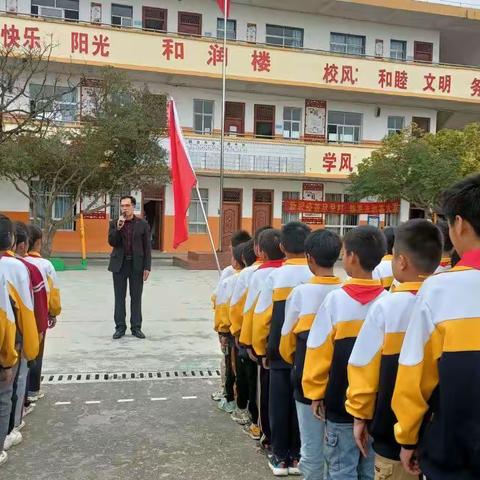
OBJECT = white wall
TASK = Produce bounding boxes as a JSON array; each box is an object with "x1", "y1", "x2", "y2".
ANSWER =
[
  {"x1": 0, "y1": 181, "x2": 30, "y2": 212},
  {"x1": 14, "y1": 0, "x2": 440, "y2": 62}
]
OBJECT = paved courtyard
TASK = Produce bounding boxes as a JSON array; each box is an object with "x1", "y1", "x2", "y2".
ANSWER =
[{"x1": 4, "y1": 265, "x2": 272, "y2": 479}]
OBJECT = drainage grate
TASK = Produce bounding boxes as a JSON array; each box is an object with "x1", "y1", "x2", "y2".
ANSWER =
[{"x1": 41, "y1": 369, "x2": 221, "y2": 385}]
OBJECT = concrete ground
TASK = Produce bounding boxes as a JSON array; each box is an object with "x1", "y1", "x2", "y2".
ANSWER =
[{"x1": 4, "y1": 265, "x2": 274, "y2": 479}]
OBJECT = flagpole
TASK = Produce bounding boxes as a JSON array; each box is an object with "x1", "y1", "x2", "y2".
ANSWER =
[
  {"x1": 196, "y1": 183, "x2": 221, "y2": 273},
  {"x1": 218, "y1": 0, "x2": 227, "y2": 252}
]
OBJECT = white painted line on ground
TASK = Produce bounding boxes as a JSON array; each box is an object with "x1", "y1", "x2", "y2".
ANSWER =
[
  {"x1": 117, "y1": 398, "x2": 134, "y2": 403},
  {"x1": 182, "y1": 396, "x2": 197, "y2": 400},
  {"x1": 151, "y1": 397, "x2": 168, "y2": 401},
  {"x1": 85, "y1": 400, "x2": 101, "y2": 405},
  {"x1": 55, "y1": 401, "x2": 71, "y2": 406}
]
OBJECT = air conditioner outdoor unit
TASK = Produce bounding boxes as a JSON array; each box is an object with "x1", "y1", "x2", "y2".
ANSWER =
[{"x1": 39, "y1": 6, "x2": 64, "y2": 19}]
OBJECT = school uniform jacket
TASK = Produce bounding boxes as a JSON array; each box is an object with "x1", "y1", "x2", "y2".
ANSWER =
[
  {"x1": 239, "y1": 262, "x2": 282, "y2": 347},
  {"x1": 0, "y1": 255, "x2": 39, "y2": 361},
  {"x1": 302, "y1": 278, "x2": 387, "y2": 423},
  {"x1": 434, "y1": 256, "x2": 451, "y2": 274},
  {"x1": 229, "y1": 262, "x2": 261, "y2": 337},
  {"x1": 25, "y1": 253, "x2": 62, "y2": 317},
  {"x1": 280, "y1": 276, "x2": 342, "y2": 404},
  {"x1": 252, "y1": 258, "x2": 311, "y2": 368},
  {"x1": 392, "y1": 250, "x2": 480, "y2": 479},
  {"x1": 345, "y1": 281, "x2": 422, "y2": 460},
  {"x1": 0, "y1": 272, "x2": 17, "y2": 368},
  {"x1": 373, "y1": 255, "x2": 394, "y2": 289},
  {"x1": 214, "y1": 271, "x2": 240, "y2": 334},
  {"x1": 211, "y1": 265, "x2": 235, "y2": 308}
]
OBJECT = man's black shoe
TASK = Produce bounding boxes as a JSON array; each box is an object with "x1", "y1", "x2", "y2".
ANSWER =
[
  {"x1": 131, "y1": 329, "x2": 146, "y2": 339},
  {"x1": 113, "y1": 329, "x2": 126, "y2": 340}
]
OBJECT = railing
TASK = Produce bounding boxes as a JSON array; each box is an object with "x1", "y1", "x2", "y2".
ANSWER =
[
  {"x1": 189, "y1": 152, "x2": 305, "y2": 174},
  {"x1": 1, "y1": 10, "x2": 479, "y2": 71}
]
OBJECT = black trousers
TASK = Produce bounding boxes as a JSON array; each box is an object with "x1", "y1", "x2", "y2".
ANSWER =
[
  {"x1": 234, "y1": 346, "x2": 249, "y2": 410},
  {"x1": 224, "y1": 336, "x2": 235, "y2": 402},
  {"x1": 27, "y1": 335, "x2": 45, "y2": 396},
  {"x1": 113, "y1": 259, "x2": 144, "y2": 331},
  {"x1": 245, "y1": 357, "x2": 258, "y2": 424},
  {"x1": 259, "y1": 364, "x2": 271, "y2": 442},
  {"x1": 269, "y1": 367, "x2": 301, "y2": 461}
]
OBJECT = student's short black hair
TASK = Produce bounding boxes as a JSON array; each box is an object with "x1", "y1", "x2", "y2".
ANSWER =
[
  {"x1": 441, "y1": 174, "x2": 480, "y2": 237},
  {"x1": 280, "y1": 222, "x2": 312, "y2": 254},
  {"x1": 436, "y1": 218, "x2": 453, "y2": 253},
  {"x1": 258, "y1": 229, "x2": 284, "y2": 261},
  {"x1": 254, "y1": 225, "x2": 272, "y2": 245},
  {"x1": 305, "y1": 230, "x2": 342, "y2": 268},
  {"x1": 28, "y1": 224, "x2": 43, "y2": 249},
  {"x1": 344, "y1": 225, "x2": 386, "y2": 272},
  {"x1": 0, "y1": 215, "x2": 14, "y2": 250},
  {"x1": 383, "y1": 227, "x2": 396, "y2": 255},
  {"x1": 15, "y1": 221, "x2": 29, "y2": 248},
  {"x1": 231, "y1": 230, "x2": 252, "y2": 248},
  {"x1": 120, "y1": 195, "x2": 136, "y2": 206},
  {"x1": 394, "y1": 219, "x2": 442, "y2": 274},
  {"x1": 451, "y1": 250, "x2": 461, "y2": 268},
  {"x1": 232, "y1": 243, "x2": 245, "y2": 269},
  {"x1": 242, "y1": 239, "x2": 257, "y2": 267}
]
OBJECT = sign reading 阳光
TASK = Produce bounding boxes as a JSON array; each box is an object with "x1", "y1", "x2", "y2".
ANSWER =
[{"x1": 2, "y1": 16, "x2": 480, "y2": 103}]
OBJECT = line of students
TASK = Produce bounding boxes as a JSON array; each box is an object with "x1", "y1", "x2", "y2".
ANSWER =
[
  {"x1": 0, "y1": 215, "x2": 61, "y2": 467},
  {"x1": 211, "y1": 173, "x2": 480, "y2": 480}
]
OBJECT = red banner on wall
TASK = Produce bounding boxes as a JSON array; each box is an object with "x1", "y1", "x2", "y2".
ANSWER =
[{"x1": 283, "y1": 200, "x2": 400, "y2": 215}]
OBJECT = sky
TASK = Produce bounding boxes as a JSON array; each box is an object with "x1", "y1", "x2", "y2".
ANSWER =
[{"x1": 422, "y1": 0, "x2": 480, "y2": 7}]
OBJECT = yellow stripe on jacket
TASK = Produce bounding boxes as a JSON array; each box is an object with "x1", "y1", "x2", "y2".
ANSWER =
[{"x1": 0, "y1": 274, "x2": 17, "y2": 367}]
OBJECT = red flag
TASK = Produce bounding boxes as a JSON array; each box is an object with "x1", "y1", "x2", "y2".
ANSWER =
[
  {"x1": 217, "y1": 0, "x2": 230, "y2": 17},
  {"x1": 168, "y1": 99, "x2": 197, "y2": 249}
]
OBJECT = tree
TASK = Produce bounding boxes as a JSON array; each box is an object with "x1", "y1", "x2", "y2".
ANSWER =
[
  {"x1": 348, "y1": 126, "x2": 474, "y2": 218},
  {"x1": 0, "y1": 69, "x2": 169, "y2": 256}
]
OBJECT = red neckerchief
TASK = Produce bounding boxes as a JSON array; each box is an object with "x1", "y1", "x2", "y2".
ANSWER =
[
  {"x1": 258, "y1": 259, "x2": 284, "y2": 269},
  {"x1": 439, "y1": 257, "x2": 451, "y2": 268},
  {"x1": 342, "y1": 279, "x2": 384, "y2": 305},
  {"x1": 457, "y1": 249, "x2": 480, "y2": 270}
]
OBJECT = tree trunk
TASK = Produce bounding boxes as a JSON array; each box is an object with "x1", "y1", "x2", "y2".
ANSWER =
[{"x1": 41, "y1": 221, "x2": 57, "y2": 258}]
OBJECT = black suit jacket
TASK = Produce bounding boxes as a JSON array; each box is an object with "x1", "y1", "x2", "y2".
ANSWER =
[{"x1": 108, "y1": 217, "x2": 152, "y2": 273}]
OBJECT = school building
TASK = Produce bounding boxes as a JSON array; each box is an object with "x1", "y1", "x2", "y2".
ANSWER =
[{"x1": 1, "y1": 0, "x2": 480, "y2": 254}]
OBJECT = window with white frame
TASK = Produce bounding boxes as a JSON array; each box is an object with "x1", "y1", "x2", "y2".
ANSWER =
[
  {"x1": 29, "y1": 83, "x2": 78, "y2": 122},
  {"x1": 193, "y1": 99, "x2": 214, "y2": 134},
  {"x1": 385, "y1": 213, "x2": 400, "y2": 227},
  {"x1": 282, "y1": 191, "x2": 300, "y2": 224},
  {"x1": 324, "y1": 193, "x2": 358, "y2": 236},
  {"x1": 330, "y1": 33, "x2": 365, "y2": 56},
  {"x1": 31, "y1": 0, "x2": 79, "y2": 20},
  {"x1": 111, "y1": 3, "x2": 132, "y2": 27},
  {"x1": 387, "y1": 116, "x2": 404, "y2": 135},
  {"x1": 189, "y1": 188, "x2": 208, "y2": 233},
  {"x1": 109, "y1": 191, "x2": 130, "y2": 219},
  {"x1": 217, "y1": 18, "x2": 236, "y2": 40},
  {"x1": 31, "y1": 185, "x2": 75, "y2": 231},
  {"x1": 266, "y1": 24, "x2": 304, "y2": 48},
  {"x1": 327, "y1": 111, "x2": 362, "y2": 143},
  {"x1": 283, "y1": 107, "x2": 301, "y2": 139},
  {"x1": 390, "y1": 40, "x2": 407, "y2": 61}
]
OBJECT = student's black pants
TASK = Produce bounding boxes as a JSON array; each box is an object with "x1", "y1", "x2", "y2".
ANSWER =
[
  {"x1": 224, "y1": 335, "x2": 236, "y2": 402},
  {"x1": 245, "y1": 357, "x2": 258, "y2": 424},
  {"x1": 234, "y1": 346, "x2": 249, "y2": 410},
  {"x1": 113, "y1": 258, "x2": 144, "y2": 331},
  {"x1": 259, "y1": 364, "x2": 271, "y2": 441},
  {"x1": 27, "y1": 335, "x2": 45, "y2": 396},
  {"x1": 269, "y1": 367, "x2": 300, "y2": 461}
]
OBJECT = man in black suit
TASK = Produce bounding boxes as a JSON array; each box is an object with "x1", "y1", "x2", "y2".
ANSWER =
[{"x1": 108, "y1": 195, "x2": 151, "y2": 339}]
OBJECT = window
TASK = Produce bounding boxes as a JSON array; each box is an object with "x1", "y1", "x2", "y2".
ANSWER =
[
  {"x1": 412, "y1": 116, "x2": 431, "y2": 134},
  {"x1": 109, "y1": 191, "x2": 130, "y2": 219},
  {"x1": 31, "y1": 185, "x2": 75, "y2": 231},
  {"x1": 414, "y1": 41, "x2": 433, "y2": 62},
  {"x1": 327, "y1": 111, "x2": 362, "y2": 143},
  {"x1": 217, "y1": 18, "x2": 236, "y2": 40},
  {"x1": 30, "y1": 83, "x2": 78, "y2": 122},
  {"x1": 254, "y1": 104, "x2": 275, "y2": 138},
  {"x1": 385, "y1": 213, "x2": 400, "y2": 227},
  {"x1": 225, "y1": 102, "x2": 245, "y2": 135},
  {"x1": 283, "y1": 107, "x2": 301, "y2": 139},
  {"x1": 266, "y1": 24, "x2": 303, "y2": 48},
  {"x1": 193, "y1": 99, "x2": 214, "y2": 134},
  {"x1": 390, "y1": 40, "x2": 406, "y2": 61},
  {"x1": 324, "y1": 193, "x2": 358, "y2": 236},
  {"x1": 330, "y1": 33, "x2": 365, "y2": 56},
  {"x1": 178, "y1": 11, "x2": 202, "y2": 35},
  {"x1": 143, "y1": 7, "x2": 167, "y2": 31},
  {"x1": 31, "y1": 0, "x2": 79, "y2": 20},
  {"x1": 282, "y1": 192, "x2": 300, "y2": 224},
  {"x1": 111, "y1": 3, "x2": 132, "y2": 27},
  {"x1": 189, "y1": 188, "x2": 208, "y2": 233},
  {"x1": 387, "y1": 116, "x2": 404, "y2": 135}
]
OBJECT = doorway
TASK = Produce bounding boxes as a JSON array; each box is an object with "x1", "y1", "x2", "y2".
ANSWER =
[
  {"x1": 252, "y1": 189, "x2": 273, "y2": 233},
  {"x1": 143, "y1": 186, "x2": 164, "y2": 250},
  {"x1": 222, "y1": 189, "x2": 242, "y2": 249}
]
